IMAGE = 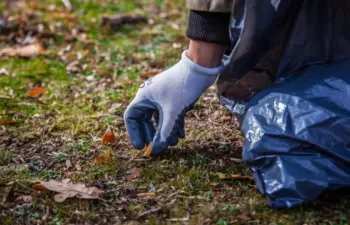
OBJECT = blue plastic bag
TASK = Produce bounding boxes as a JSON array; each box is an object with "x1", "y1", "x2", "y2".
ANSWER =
[
  {"x1": 241, "y1": 57, "x2": 350, "y2": 208},
  {"x1": 218, "y1": 0, "x2": 350, "y2": 207}
]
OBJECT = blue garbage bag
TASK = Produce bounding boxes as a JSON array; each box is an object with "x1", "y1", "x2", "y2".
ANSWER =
[
  {"x1": 217, "y1": 0, "x2": 350, "y2": 207},
  {"x1": 242, "y1": 57, "x2": 350, "y2": 208}
]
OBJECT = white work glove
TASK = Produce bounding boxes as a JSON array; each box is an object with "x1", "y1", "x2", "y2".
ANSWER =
[{"x1": 124, "y1": 50, "x2": 226, "y2": 155}]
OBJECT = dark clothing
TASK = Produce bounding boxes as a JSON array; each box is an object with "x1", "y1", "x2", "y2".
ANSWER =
[{"x1": 186, "y1": 10, "x2": 231, "y2": 45}]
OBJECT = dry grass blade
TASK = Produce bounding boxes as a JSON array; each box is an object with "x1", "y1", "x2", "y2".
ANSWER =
[
  {"x1": 136, "y1": 192, "x2": 157, "y2": 197},
  {"x1": 219, "y1": 174, "x2": 253, "y2": 181},
  {"x1": 138, "y1": 207, "x2": 162, "y2": 218}
]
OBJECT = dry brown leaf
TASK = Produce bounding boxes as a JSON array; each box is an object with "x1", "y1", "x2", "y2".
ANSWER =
[
  {"x1": 0, "y1": 41, "x2": 44, "y2": 57},
  {"x1": 27, "y1": 87, "x2": 45, "y2": 98},
  {"x1": 126, "y1": 167, "x2": 142, "y2": 180},
  {"x1": 14, "y1": 195, "x2": 33, "y2": 203},
  {"x1": 143, "y1": 142, "x2": 152, "y2": 157},
  {"x1": 0, "y1": 118, "x2": 16, "y2": 125},
  {"x1": 93, "y1": 152, "x2": 111, "y2": 164},
  {"x1": 32, "y1": 183, "x2": 48, "y2": 191},
  {"x1": 102, "y1": 127, "x2": 117, "y2": 145},
  {"x1": 136, "y1": 192, "x2": 156, "y2": 197},
  {"x1": 65, "y1": 159, "x2": 72, "y2": 170},
  {"x1": 33, "y1": 179, "x2": 102, "y2": 202},
  {"x1": 219, "y1": 174, "x2": 253, "y2": 181},
  {"x1": 237, "y1": 215, "x2": 250, "y2": 220},
  {"x1": 139, "y1": 71, "x2": 158, "y2": 80}
]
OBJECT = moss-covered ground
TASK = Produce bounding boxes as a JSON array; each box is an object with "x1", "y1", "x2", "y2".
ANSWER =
[{"x1": 0, "y1": 0, "x2": 349, "y2": 224}]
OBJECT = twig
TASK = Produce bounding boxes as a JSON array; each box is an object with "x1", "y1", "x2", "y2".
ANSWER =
[
  {"x1": 116, "y1": 154, "x2": 130, "y2": 160},
  {"x1": 132, "y1": 158, "x2": 152, "y2": 162},
  {"x1": 169, "y1": 217, "x2": 189, "y2": 222},
  {"x1": 45, "y1": 159, "x2": 65, "y2": 170},
  {"x1": 137, "y1": 207, "x2": 162, "y2": 218}
]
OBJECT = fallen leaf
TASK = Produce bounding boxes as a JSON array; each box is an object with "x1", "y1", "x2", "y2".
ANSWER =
[
  {"x1": 65, "y1": 159, "x2": 72, "y2": 169},
  {"x1": 126, "y1": 167, "x2": 142, "y2": 180},
  {"x1": 136, "y1": 192, "x2": 157, "y2": 197},
  {"x1": 101, "y1": 15, "x2": 147, "y2": 28},
  {"x1": 139, "y1": 71, "x2": 158, "y2": 80},
  {"x1": 236, "y1": 215, "x2": 250, "y2": 220},
  {"x1": 0, "y1": 41, "x2": 44, "y2": 57},
  {"x1": 0, "y1": 118, "x2": 16, "y2": 125},
  {"x1": 32, "y1": 184, "x2": 48, "y2": 191},
  {"x1": 66, "y1": 60, "x2": 82, "y2": 74},
  {"x1": 219, "y1": 174, "x2": 253, "y2": 181},
  {"x1": 93, "y1": 152, "x2": 111, "y2": 164},
  {"x1": 27, "y1": 87, "x2": 45, "y2": 98},
  {"x1": 14, "y1": 195, "x2": 33, "y2": 203},
  {"x1": 143, "y1": 142, "x2": 152, "y2": 157},
  {"x1": 102, "y1": 127, "x2": 117, "y2": 145},
  {"x1": 33, "y1": 179, "x2": 102, "y2": 202}
]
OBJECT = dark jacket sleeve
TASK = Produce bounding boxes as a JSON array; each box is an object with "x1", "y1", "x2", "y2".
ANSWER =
[{"x1": 186, "y1": 10, "x2": 231, "y2": 46}]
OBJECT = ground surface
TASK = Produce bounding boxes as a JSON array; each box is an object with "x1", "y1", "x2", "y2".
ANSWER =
[{"x1": 0, "y1": 0, "x2": 349, "y2": 224}]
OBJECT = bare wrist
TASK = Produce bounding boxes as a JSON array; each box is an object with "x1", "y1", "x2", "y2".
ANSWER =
[{"x1": 187, "y1": 40, "x2": 227, "y2": 68}]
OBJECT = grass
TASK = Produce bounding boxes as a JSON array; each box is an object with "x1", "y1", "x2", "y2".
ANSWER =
[{"x1": 0, "y1": 0, "x2": 349, "y2": 224}]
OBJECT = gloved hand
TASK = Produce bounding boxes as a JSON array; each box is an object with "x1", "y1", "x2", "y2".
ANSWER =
[{"x1": 124, "y1": 50, "x2": 226, "y2": 155}]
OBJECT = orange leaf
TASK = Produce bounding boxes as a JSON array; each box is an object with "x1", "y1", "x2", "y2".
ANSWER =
[
  {"x1": 136, "y1": 192, "x2": 157, "y2": 197},
  {"x1": 32, "y1": 183, "x2": 48, "y2": 191},
  {"x1": 139, "y1": 71, "x2": 158, "y2": 80},
  {"x1": 102, "y1": 127, "x2": 117, "y2": 145},
  {"x1": 0, "y1": 118, "x2": 16, "y2": 125},
  {"x1": 143, "y1": 142, "x2": 152, "y2": 157},
  {"x1": 219, "y1": 174, "x2": 253, "y2": 181},
  {"x1": 93, "y1": 152, "x2": 111, "y2": 164},
  {"x1": 27, "y1": 87, "x2": 45, "y2": 98}
]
